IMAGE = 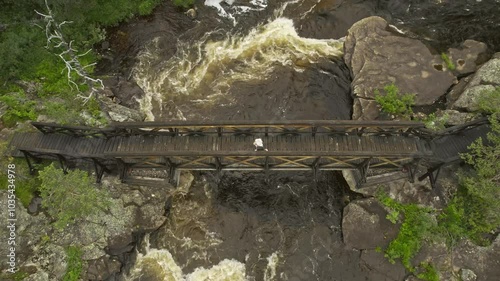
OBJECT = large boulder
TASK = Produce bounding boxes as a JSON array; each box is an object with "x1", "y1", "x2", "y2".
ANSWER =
[
  {"x1": 342, "y1": 169, "x2": 443, "y2": 209},
  {"x1": 447, "y1": 40, "x2": 489, "y2": 75},
  {"x1": 344, "y1": 16, "x2": 456, "y2": 120},
  {"x1": 101, "y1": 97, "x2": 145, "y2": 122},
  {"x1": 359, "y1": 250, "x2": 407, "y2": 281},
  {"x1": 452, "y1": 55, "x2": 500, "y2": 112},
  {"x1": 342, "y1": 198, "x2": 400, "y2": 250},
  {"x1": 452, "y1": 236, "x2": 500, "y2": 281}
]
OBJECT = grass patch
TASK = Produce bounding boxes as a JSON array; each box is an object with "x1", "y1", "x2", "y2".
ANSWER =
[
  {"x1": 172, "y1": 0, "x2": 195, "y2": 9},
  {"x1": 63, "y1": 246, "x2": 83, "y2": 281},
  {"x1": 441, "y1": 53, "x2": 456, "y2": 70},
  {"x1": 417, "y1": 262, "x2": 440, "y2": 281}
]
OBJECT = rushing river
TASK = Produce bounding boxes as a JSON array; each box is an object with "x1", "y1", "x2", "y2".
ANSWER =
[{"x1": 122, "y1": 0, "x2": 500, "y2": 280}]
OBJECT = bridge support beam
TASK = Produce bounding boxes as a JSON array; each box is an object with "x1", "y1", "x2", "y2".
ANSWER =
[
  {"x1": 418, "y1": 165, "x2": 442, "y2": 189},
  {"x1": 312, "y1": 157, "x2": 321, "y2": 182},
  {"x1": 356, "y1": 157, "x2": 372, "y2": 189},
  {"x1": 405, "y1": 159, "x2": 421, "y2": 183},
  {"x1": 116, "y1": 159, "x2": 129, "y2": 182},
  {"x1": 56, "y1": 154, "x2": 68, "y2": 174},
  {"x1": 21, "y1": 151, "x2": 39, "y2": 175},
  {"x1": 92, "y1": 159, "x2": 111, "y2": 183}
]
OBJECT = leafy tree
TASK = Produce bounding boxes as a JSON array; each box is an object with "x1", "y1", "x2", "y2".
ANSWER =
[
  {"x1": 38, "y1": 164, "x2": 110, "y2": 230},
  {"x1": 374, "y1": 83, "x2": 415, "y2": 118},
  {"x1": 439, "y1": 88, "x2": 500, "y2": 245}
]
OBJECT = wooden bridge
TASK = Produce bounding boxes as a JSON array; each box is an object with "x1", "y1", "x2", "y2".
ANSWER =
[{"x1": 7, "y1": 119, "x2": 490, "y2": 187}]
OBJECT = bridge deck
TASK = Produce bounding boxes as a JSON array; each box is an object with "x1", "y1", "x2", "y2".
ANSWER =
[
  {"x1": 430, "y1": 124, "x2": 490, "y2": 163},
  {"x1": 11, "y1": 132, "x2": 430, "y2": 158}
]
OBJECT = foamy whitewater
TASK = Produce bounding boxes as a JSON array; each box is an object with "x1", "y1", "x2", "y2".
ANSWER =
[{"x1": 133, "y1": 18, "x2": 343, "y2": 120}]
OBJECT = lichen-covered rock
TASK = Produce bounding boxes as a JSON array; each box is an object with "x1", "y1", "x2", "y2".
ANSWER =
[
  {"x1": 460, "y1": 268, "x2": 478, "y2": 281},
  {"x1": 468, "y1": 56, "x2": 500, "y2": 86},
  {"x1": 452, "y1": 55, "x2": 500, "y2": 112},
  {"x1": 453, "y1": 85, "x2": 495, "y2": 112},
  {"x1": 342, "y1": 198, "x2": 400, "y2": 250},
  {"x1": 0, "y1": 191, "x2": 51, "y2": 273},
  {"x1": 440, "y1": 109, "x2": 480, "y2": 126},
  {"x1": 344, "y1": 16, "x2": 456, "y2": 120}
]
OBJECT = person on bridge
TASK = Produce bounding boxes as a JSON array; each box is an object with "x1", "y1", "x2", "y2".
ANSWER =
[{"x1": 253, "y1": 138, "x2": 268, "y2": 151}]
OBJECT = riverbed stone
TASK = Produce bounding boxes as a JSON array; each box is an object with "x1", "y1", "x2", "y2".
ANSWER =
[
  {"x1": 344, "y1": 16, "x2": 456, "y2": 119},
  {"x1": 342, "y1": 198, "x2": 400, "y2": 250},
  {"x1": 447, "y1": 40, "x2": 489, "y2": 75}
]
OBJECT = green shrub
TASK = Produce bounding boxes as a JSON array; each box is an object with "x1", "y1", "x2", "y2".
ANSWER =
[
  {"x1": 38, "y1": 164, "x2": 111, "y2": 230},
  {"x1": 440, "y1": 53, "x2": 455, "y2": 71},
  {"x1": 172, "y1": 0, "x2": 195, "y2": 9},
  {"x1": 63, "y1": 246, "x2": 83, "y2": 281},
  {"x1": 374, "y1": 83, "x2": 415, "y2": 117},
  {"x1": 377, "y1": 191, "x2": 436, "y2": 271}
]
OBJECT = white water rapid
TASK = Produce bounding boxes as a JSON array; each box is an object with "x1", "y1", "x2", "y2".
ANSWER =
[{"x1": 133, "y1": 17, "x2": 343, "y2": 120}]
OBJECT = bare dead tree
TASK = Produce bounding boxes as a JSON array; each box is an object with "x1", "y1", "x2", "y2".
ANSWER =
[{"x1": 35, "y1": 0, "x2": 104, "y2": 104}]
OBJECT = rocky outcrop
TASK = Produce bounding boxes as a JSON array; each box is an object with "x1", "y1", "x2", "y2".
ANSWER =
[
  {"x1": 101, "y1": 97, "x2": 145, "y2": 122},
  {"x1": 0, "y1": 191, "x2": 51, "y2": 275},
  {"x1": 344, "y1": 16, "x2": 456, "y2": 120},
  {"x1": 103, "y1": 77, "x2": 145, "y2": 111},
  {"x1": 342, "y1": 198, "x2": 400, "y2": 250},
  {"x1": 2, "y1": 176, "x2": 171, "y2": 280},
  {"x1": 452, "y1": 55, "x2": 500, "y2": 112}
]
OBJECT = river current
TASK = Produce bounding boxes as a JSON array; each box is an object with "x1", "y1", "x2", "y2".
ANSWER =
[{"x1": 123, "y1": 0, "x2": 500, "y2": 280}]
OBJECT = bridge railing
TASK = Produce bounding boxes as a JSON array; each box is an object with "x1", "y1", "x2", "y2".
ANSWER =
[
  {"x1": 110, "y1": 120, "x2": 426, "y2": 137},
  {"x1": 31, "y1": 122, "x2": 116, "y2": 138},
  {"x1": 409, "y1": 117, "x2": 491, "y2": 139}
]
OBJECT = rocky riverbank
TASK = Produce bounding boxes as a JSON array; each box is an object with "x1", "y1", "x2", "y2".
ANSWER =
[{"x1": 340, "y1": 16, "x2": 500, "y2": 281}]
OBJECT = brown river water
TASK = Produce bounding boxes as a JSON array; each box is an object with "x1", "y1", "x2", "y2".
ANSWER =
[{"x1": 96, "y1": 0, "x2": 500, "y2": 280}]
